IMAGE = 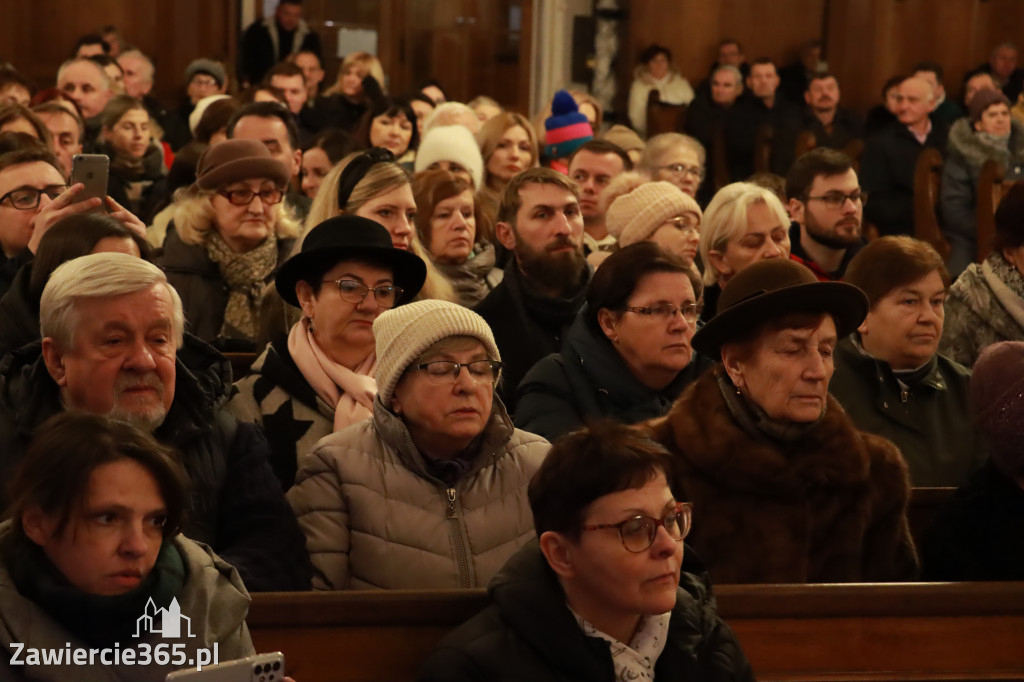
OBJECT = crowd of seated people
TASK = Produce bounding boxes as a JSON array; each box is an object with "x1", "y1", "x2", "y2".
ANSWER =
[{"x1": 1, "y1": 11, "x2": 1023, "y2": 679}]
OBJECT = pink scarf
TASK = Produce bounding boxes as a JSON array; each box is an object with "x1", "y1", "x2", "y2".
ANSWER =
[{"x1": 287, "y1": 317, "x2": 377, "y2": 431}]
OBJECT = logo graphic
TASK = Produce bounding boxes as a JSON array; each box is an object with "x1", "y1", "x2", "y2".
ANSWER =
[{"x1": 133, "y1": 597, "x2": 196, "y2": 639}]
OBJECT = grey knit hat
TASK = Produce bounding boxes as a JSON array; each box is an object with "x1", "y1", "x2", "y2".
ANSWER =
[
  {"x1": 606, "y1": 181, "x2": 703, "y2": 247},
  {"x1": 373, "y1": 299, "x2": 501, "y2": 406},
  {"x1": 185, "y1": 58, "x2": 227, "y2": 88}
]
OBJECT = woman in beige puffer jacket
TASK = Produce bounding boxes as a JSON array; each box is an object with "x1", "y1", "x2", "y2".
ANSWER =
[{"x1": 287, "y1": 300, "x2": 549, "y2": 590}]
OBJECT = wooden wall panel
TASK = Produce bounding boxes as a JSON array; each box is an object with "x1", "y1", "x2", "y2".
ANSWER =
[
  {"x1": 626, "y1": 0, "x2": 826, "y2": 88},
  {"x1": 1, "y1": 0, "x2": 237, "y2": 107}
]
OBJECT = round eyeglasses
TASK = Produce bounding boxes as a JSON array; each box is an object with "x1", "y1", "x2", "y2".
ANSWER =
[
  {"x1": 582, "y1": 502, "x2": 692, "y2": 553},
  {"x1": 656, "y1": 163, "x2": 704, "y2": 180},
  {"x1": 323, "y1": 279, "x2": 404, "y2": 309}
]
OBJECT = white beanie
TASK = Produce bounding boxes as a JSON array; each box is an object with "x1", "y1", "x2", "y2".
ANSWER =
[
  {"x1": 373, "y1": 300, "x2": 500, "y2": 406},
  {"x1": 413, "y1": 125, "x2": 485, "y2": 190},
  {"x1": 189, "y1": 94, "x2": 232, "y2": 135},
  {"x1": 605, "y1": 181, "x2": 703, "y2": 247}
]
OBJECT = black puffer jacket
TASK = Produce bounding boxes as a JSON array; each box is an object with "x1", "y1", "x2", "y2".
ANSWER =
[
  {"x1": 418, "y1": 540, "x2": 754, "y2": 682},
  {"x1": 0, "y1": 335, "x2": 312, "y2": 592},
  {"x1": 515, "y1": 309, "x2": 712, "y2": 442}
]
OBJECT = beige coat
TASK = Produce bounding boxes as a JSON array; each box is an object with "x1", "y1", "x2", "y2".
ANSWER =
[
  {"x1": 287, "y1": 399, "x2": 548, "y2": 590},
  {"x1": 0, "y1": 524, "x2": 253, "y2": 682}
]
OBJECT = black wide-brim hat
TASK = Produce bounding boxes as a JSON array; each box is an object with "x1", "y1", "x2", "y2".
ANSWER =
[
  {"x1": 692, "y1": 258, "x2": 869, "y2": 357},
  {"x1": 275, "y1": 215, "x2": 427, "y2": 308}
]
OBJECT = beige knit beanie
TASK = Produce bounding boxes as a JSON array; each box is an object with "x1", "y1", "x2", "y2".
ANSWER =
[
  {"x1": 606, "y1": 180, "x2": 703, "y2": 247},
  {"x1": 373, "y1": 299, "x2": 501, "y2": 406}
]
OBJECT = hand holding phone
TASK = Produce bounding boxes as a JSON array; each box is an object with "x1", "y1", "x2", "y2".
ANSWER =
[{"x1": 70, "y1": 153, "x2": 109, "y2": 205}]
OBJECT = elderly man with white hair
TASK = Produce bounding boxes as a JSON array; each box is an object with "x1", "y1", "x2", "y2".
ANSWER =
[
  {"x1": 862, "y1": 75, "x2": 949, "y2": 237},
  {"x1": 0, "y1": 253, "x2": 312, "y2": 592}
]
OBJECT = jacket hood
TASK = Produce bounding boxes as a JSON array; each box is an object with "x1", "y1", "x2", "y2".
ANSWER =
[{"x1": 947, "y1": 116, "x2": 1024, "y2": 171}]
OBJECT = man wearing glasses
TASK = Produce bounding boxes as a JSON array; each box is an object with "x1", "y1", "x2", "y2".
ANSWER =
[
  {"x1": 785, "y1": 148, "x2": 866, "y2": 280},
  {"x1": 0, "y1": 149, "x2": 95, "y2": 297}
]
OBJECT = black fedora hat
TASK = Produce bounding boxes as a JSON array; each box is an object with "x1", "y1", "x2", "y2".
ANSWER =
[
  {"x1": 691, "y1": 258, "x2": 868, "y2": 357},
  {"x1": 275, "y1": 215, "x2": 427, "y2": 308}
]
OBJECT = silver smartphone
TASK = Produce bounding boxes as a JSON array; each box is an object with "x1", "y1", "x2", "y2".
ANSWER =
[
  {"x1": 164, "y1": 651, "x2": 285, "y2": 682},
  {"x1": 70, "y1": 153, "x2": 109, "y2": 204}
]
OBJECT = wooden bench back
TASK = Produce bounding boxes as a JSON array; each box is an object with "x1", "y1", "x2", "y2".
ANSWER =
[
  {"x1": 913, "y1": 147, "x2": 950, "y2": 260},
  {"x1": 976, "y1": 160, "x2": 1016, "y2": 263},
  {"x1": 646, "y1": 89, "x2": 687, "y2": 136},
  {"x1": 248, "y1": 582, "x2": 1024, "y2": 681}
]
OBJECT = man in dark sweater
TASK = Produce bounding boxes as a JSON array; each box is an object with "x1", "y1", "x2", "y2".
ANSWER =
[
  {"x1": 475, "y1": 168, "x2": 590, "y2": 410},
  {"x1": 239, "y1": 0, "x2": 322, "y2": 88},
  {"x1": 862, "y1": 76, "x2": 948, "y2": 236}
]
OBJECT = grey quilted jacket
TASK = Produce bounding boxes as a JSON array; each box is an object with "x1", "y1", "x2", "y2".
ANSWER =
[{"x1": 287, "y1": 397, "x2": 549, "y2": 590}]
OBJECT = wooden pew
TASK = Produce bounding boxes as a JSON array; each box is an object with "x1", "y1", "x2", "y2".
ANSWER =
[
  {"x1": 753, "y1": 123, "x2": 774, "y2": 174},
  {"x1": 913, "y1": 148, "x2": 950, "y2": 261},
  {"x1": 975, "y1": 160, "x2": 1018, "y2": 263},
  {"x1": 248, "y1": 582, "x2": 1024, "y2": 681},
  {"x1": 646, "y1": 89, "x2": 687, "y2": 136}
]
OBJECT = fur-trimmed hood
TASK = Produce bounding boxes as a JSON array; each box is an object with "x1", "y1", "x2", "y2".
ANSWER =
[{"x1": 946, "y1": 116, "x2": 1024, "y2": 172}]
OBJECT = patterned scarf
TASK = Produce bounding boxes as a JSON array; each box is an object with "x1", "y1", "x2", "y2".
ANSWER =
[
  {"x1": 569, "y1": 605, "x2": 671, "y2": 681},
  {"x1": 206, "y1": 230, "x2": 279, "y2": 341},
  {"x1": 983, "y1": 252, "x2": 1024, "y2": 331},
  {"x1": 287, "y1": 317, "x2": 378, "y2": 431}
]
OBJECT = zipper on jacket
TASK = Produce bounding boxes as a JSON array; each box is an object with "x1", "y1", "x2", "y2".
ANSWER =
[
  {"x1": 900, "y1": 389, "x2": 909, "y2": 404},
  {"x1": 445, "y1": 487, "x2": 472, "y2": 588}
]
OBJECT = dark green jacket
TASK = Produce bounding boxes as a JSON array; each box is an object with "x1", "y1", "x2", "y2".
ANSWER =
[
  {"x1": 829, "y1": 335, "x2": 984, "y2": 487},
  {"x1": 418, "y1": 540, "x2": 754, "y2": 682},
  {"x1": 515, "y1": 309, "x2": 712, "y2": 442}
]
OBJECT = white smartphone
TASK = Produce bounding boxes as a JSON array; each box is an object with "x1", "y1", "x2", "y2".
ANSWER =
[
  {"x1": 165, "y1": 651, "x2": 285, "y2": 682},
  {"x1": 69, "y1": 153, "x2": 109, "y2": 204}
]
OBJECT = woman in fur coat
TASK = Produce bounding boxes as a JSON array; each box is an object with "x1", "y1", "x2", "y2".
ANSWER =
[{"x1": 646, "y1": 258, "x2": 919, "y2": 584}]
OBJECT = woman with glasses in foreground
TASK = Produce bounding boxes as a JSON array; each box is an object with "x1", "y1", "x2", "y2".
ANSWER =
[
  {"x1": 516, "y1": 243, "x2": 710, "y2": 442},
  {"x1": 229, "y1": 215, "x2": 426, "y2": 489},
  {"x1": 647, "y1": 258, "x2": 918, "y2": 583},
  {"x1": 419, "y1": 422, "x2": 753, "y2": 682},
  {"x1": 288, "y1": 300, "x2": 549, "y2": 589},
  {"x1": 158, "y1": 138, "x2": 299, "y2": 351}
]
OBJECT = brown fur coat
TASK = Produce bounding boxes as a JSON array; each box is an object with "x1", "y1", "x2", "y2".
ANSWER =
[{"x1": 646, "y1": 368, "x2": 919, "y2": 584}]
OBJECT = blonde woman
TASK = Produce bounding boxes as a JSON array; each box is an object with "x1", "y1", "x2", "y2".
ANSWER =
[
  {"x1": 307, "y1": 52, "x2": 386, "y2": 133},
  {"x1": 641, "y1": 133, "x2": 706, "y2": 199},
  {"x1": 697, "y1": 181, "x2": 792, "y2": 322},
  {"x1": 262, "y1": 148, "x2": 455, "y2": 340},
  {"x1": 475, "y1": 112, "x2": 539, "y2": 227},
  {"x1": 158, "y1": 139, "x2": 299, "y2": 351}
]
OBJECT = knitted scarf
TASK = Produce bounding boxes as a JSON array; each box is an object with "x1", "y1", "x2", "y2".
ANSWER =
[
  {"x1": 287, "y1": 316, "x2": 377, "y2": 431},
  {"x1": 206, "y1": 231, "x2": 279, "y2": 341}
]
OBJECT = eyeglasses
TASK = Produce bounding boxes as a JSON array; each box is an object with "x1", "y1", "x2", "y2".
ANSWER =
[
  {"x1": 191, "y1": 76, "x2": 220, "y2": 88},
  {"x1": 806, "y1": 190, "x2": 866, "y2": 209},
  {"x1": 624, "y1": 302, "x2": 702, "y2": 324},
  {"x1": 412, "y1": 359, "x2": 503, "y2": 385},
  {"x1": 323, "y1": 279, "x2": 404, "y2": 309},
  {"x1": 582, "y1": 502, "x2": 692, "y2": 553},
  {"x1": 656, "y1": 163, "x2": 704, "y2": 179},
  {"x1": 218, "y1": 188, "x2": 284, "y2": 206},
  {"x1": 0, "y1": 185, "x2": 68, "y2": 210},
  {"x1": 662, "y1": 214, "x2": 700, "y2": 234}
]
